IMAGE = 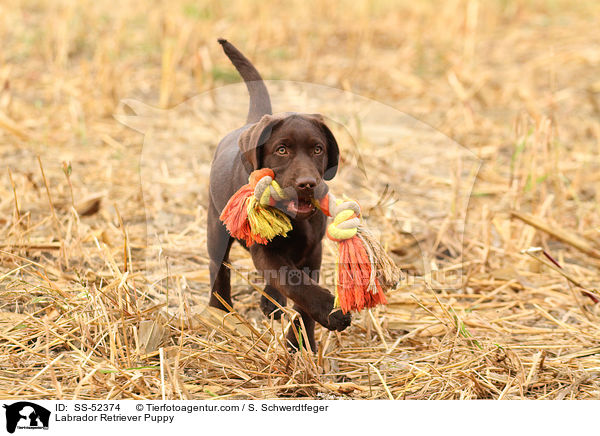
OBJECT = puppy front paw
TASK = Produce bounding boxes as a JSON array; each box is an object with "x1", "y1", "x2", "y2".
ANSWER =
[
  {"x1": 326, "y1": 308, "x2": 352, "y2": 332},
  {"x1": 312, "y1": 293, "x2": 352, "y2": 332}
]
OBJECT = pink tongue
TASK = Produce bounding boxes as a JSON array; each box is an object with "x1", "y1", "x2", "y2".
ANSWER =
[{"x1": 288, "y1": 200, "x2": 313, "y2": 213}]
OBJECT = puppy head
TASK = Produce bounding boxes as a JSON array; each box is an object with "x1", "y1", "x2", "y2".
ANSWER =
[{"x1": 239, "y1": 112, "x2": 339, "y2": 219}]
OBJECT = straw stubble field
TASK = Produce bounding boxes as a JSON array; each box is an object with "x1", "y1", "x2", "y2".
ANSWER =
[{"x1": 1, "y1": 0, "x2": 599, "y2": 399}]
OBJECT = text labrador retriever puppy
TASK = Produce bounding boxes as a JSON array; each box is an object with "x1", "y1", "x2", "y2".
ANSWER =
[{"x1": 207, "y1": 39, "x2": 351, "y2": 351}]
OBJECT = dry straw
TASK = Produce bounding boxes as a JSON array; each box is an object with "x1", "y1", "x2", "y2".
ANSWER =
[{"x1": 1, "y1": 0, "x2": 599, "y2": 399}]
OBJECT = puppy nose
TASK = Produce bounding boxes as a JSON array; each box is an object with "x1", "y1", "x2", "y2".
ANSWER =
[{"x1": 295, "y1": 177, "x2": 317, "y2": 191}]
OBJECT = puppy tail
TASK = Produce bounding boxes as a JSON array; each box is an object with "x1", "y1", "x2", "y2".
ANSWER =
[{"x1": 218, "y1": 38, "x2": 272, "y2": 124}]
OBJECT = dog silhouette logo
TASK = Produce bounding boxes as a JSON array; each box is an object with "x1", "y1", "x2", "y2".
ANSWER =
[{"x1": 3, "y1": 402, "x2": 50, "y2": 433}]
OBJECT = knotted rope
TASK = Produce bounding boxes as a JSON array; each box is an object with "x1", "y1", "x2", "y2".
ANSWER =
[
  {"x1": 315, "y1": 193, "x2": 396, "y2": 312},
  {"x1": 220, "y1": 169, "x2": 398, "y2": 313},
  {"x1": 219, "y1": 168, "x2": 292, "y2": 246}
]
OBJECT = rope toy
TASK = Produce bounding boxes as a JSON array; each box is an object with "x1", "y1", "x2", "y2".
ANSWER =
[
  {"x1": 220, "y1": 169, "x2": 398, "y2": 313},
  {"x1": 219, "y1": 168, "x2": 292, "y2": 247}
]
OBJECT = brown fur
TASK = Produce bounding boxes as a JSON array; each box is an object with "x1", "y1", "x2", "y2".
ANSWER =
[{"x1": 207, "y1": 39, "x2": 351, "y2": 351}]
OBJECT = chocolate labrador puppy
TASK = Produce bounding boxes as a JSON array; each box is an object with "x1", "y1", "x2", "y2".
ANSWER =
[{"x1": 207, "y1": 39, "x2": 351, "y2": 351}]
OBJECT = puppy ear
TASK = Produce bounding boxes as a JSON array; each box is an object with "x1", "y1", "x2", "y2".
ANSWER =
[
  {"x1": 307, "y1": 114, "x2": 340, "y2": 181},
  {"x1": 238, "y1": 114, "x2": 285, "y2": 172}
]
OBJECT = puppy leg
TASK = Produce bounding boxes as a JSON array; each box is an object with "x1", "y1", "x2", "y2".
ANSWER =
[
  {"x1": 207, "y1": 204, "x2": 234, "y2": 311},
  {"x1": 290, "y1": 243, "x2": 324, "y2": 350},
  {"x1": 260, "y1": 285, "x2": 287, "y2": 319},
  {"x1": 250, "y1": 245, "x2": 351, "y2": 332}
]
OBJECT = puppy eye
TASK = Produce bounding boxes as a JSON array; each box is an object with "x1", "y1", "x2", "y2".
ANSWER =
[
  {"x1": 275, "y1": 145, "x2": 288, "y2": 156},
  {"x1": 314, "y1": 145, "x2": 323, "y2": 155}
]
